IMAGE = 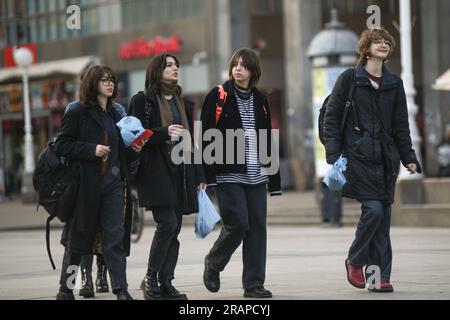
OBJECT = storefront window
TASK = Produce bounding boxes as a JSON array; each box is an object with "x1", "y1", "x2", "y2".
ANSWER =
[
  {"x1": 27, "y1": 0, "x2": 37, "y2": 15},
  {"x1": 122, "y1": 0, "x2": 206, "y2": 29},
  {"x1": 38, "y1": 16, "x2": 47, "y2": 42},
  {"x1": 48, "y1": 13, "x2": 57, "y2": 41},
  {"x1": 27, "y1": 18, "x2": 38, "y2": 42}
]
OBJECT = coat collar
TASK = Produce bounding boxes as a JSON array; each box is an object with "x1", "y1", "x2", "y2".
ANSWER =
[
  {"x1": 355, "y1": 64, "x2": 399, "y2": 90},
  {"x1": 82, "y1": 101, "x2": 119, "y2": 129},
  {"x1": 222, "y1": 80, "x2": 266, "y2": 104}
]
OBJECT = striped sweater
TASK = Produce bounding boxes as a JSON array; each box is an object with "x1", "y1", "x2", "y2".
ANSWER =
[{"x1": 216, "y1": 91, "x2": 269, "y2": 185}]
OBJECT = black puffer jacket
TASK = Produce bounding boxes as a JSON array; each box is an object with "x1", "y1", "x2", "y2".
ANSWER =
[{"x1": 324, "y1": 64, "x2": 421, "y2": 203}]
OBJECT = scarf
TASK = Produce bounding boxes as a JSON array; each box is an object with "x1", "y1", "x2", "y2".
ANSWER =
[{"x1": 155, "y1": 81, "x2": 191, "y2": 152}]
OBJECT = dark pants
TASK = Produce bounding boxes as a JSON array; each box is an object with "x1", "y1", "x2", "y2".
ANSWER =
[
  {"x1": 147, "y1": 205, "x2": 183, "y2": 281},
  {"x1": 321, "y1": 183, "x2": 342, "y2": 223},
  {"x1": 348, "y1": 200, "x2": 392, "y2": 282},
  {"x1": 60, "y1": 181, "x2": 127, "y2": 293},
  {"x1": 207, "y1": 183, "x2": 267, "y2": 289},
  {"x1": 80, "y1": 254, "x2": 106, "y2": 271}
]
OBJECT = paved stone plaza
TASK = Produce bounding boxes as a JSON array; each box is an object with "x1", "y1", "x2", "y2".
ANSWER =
[{"x1": 0, "y1": 224, "x2": 449, "y2": 300}]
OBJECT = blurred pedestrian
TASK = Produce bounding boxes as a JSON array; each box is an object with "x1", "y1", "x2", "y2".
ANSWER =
[
  {"x1": 437, "y1": 124, "x2": 450, "y2": 177},
  {"x1": 200, "y1": 48, "x2": 281, "y2": 298},
  {"x1": 128, "y1": 54, "x2": 206, "y2": 300},
  {"x1": 54, "y1": 65, "x2": 143, "y2": 300},
  {"x1": 324, "y1": 28, "x2": 422, "y2": 293}
]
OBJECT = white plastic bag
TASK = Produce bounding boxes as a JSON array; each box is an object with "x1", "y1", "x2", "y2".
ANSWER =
[
  {"x1": 323, "y1": 155, "x2": 348, "y2": 191},
  {"x1": 195, "y1": 190, "x2": 221, "y2": 239}
]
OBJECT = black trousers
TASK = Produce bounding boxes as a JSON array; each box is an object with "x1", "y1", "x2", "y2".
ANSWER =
[
  {"x1": 348, "y1": 200, "x2": 392, "y2": 282},
  {"x1": 147, "y1": 206, "x2": 183, "y2": 281},
  {"x1": 80, "y1": 254, "x2": 106, "y2": 271},
  {"x1": 147, "y1": 165, "x2": 184, "y2": 281},
  {"x1": 60, "y1": 181, "x2": 127, "y2": 293},
  {"x1": 207, "y1": 183, "x2": 267, "y2": 289}
]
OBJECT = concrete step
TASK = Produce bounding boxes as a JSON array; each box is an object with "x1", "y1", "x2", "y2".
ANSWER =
[
  {"x1": 422, "y1": 178, "x2": 450, "y2": 204},
  {"x1": 397, "y1": 204, "x2": 450, "y2": 227}
]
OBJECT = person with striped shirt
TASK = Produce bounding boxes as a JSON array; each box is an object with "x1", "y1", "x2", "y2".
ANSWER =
[{"x1": 200, "y1": 48, "x2": 281, "y2": 298}]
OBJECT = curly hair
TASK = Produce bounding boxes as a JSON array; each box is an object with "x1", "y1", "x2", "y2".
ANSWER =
[{"x1": 358, "y1": 28, "x2": 396, "y2": 65}]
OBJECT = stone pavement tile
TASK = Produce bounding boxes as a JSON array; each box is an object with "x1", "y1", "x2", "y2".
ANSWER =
[{"x1": 0, "y1": 226, "x2": 449, "y2": 300}]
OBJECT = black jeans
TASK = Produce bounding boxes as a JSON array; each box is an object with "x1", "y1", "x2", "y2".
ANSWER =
[
  {"x1": 147, "y1": 206, "x2": 183, "y2": 281},
  {"x1": 60, "y1": 181, "x2": 127, "y2": 293},
  {"x1": 206, "y1": 183, "x2": 267, "y2": 289},
  {"x1": 80, "y1": 254, "x2": 106, "y2": 271},
  {"x1": 348, "y1": 200, "x2": 392, "y2": 282}
]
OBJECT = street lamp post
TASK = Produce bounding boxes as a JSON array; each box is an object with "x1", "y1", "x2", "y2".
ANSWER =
[
  {"x1": 13, "y1": 47, "x2": 36, "y2": 202},
  {"x1": 399, "y1": 0, "x2": 423, "y2": 180}
]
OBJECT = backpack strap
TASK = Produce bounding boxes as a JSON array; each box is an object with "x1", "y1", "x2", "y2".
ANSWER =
[
  {"x1": 215, "y1": 85, "x2": 227, "y2": 126},
  {"x1": 139, "y1": 90, "x2": 153, "y2": 129},
  {"x1": 46, "y1": 216, "x2": 56, "y2": 270},
  {"x1": 340, "y1": 69, "x2": 359, "y2": 136}
]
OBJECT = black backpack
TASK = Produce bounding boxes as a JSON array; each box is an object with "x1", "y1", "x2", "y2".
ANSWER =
[
  {"x1": 318, "y1": 68, "x2": 358, "y2": 145},
  {"x1": 33, "y1": 138, "x2": 80, "y2": 269}
]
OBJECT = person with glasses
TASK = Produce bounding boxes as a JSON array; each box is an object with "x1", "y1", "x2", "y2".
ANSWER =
[
  {"x1": 323, "y1": 28, "x2": 421, "y2": 293},
  {"x1": 128, "y1": 54, "x2": 206, "y2": 300},
  {"x1": 64, "y1": 65, "x2": 124, "y2": 299},
  {"x1": 54, "y1": 65, "x2": 144, "y2": 300}
]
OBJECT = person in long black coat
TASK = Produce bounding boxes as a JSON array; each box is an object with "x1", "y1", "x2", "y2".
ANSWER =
[
  {"x1": 128, "y1": 54, "x2": 206, "y2": 300},
  {"x1": 324, "y1": 28, "x2": 421, "y2": 293},
  {"x1": 54, "y1": 65, "x2": 144, "y2": 300}
]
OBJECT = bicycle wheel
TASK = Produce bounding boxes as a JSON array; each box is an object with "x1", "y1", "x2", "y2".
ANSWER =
[{"x1": 130, "y1": 189, "x2": 145, "y2": 243}]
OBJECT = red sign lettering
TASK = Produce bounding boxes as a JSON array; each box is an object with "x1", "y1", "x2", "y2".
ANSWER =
[{"x1": 119, "y1": 35, "x2": 182, "y2": 60}]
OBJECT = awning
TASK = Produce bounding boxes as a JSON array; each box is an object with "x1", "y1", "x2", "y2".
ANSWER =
[
  {"x1": 432, "y1": 68, "x2": 450, "y2": 91},
  {"x1": 0, "y1": 56, "x2": 100, "y2": 83}
]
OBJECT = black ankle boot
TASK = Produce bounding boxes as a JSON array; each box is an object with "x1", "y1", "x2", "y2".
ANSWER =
[
  {"x1": 142, "y1": 272, "x2": 161, "y2": 300},
  {"x1": 95, "y1": 265, "x2": 109, "y2": 293},
  {"x1": 116, "y1": 289, "x2": 134, "y2": 300},
  {"x1": 159, "y1": 280, "x2": 188, "y2": 300},
  {"x1": 79, "y1": 268, "x2": 95, "y2": 298},
  {"x1": 56, "y1": 287, "x2": 75, "y2": 300}
]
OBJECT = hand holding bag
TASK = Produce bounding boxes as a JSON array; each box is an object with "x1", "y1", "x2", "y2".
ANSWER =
[
  {"x1": 323, "y1": 155, "x2": 348, "y2": 191},
  {"x1": 195, "y1": 190, "x2": 221, "y2": 239}
]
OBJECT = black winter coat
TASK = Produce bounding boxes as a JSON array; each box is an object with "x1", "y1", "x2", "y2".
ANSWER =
[
  {"x1": 54, "y1": 102, "x2": 135, "y2": 255},
  {"x1": 200, "y1": 80, "x2": 281, "y2": 194},
  {"x1": 324, "y1": 64, "x2": 421, "y2": 203},
  {"x1": 127, "y1": 90, "x2": 206, "y2": 213}
]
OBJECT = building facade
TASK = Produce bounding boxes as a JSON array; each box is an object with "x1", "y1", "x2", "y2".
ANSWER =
[{"x1": 0, "y1": 0, "x2": 448, "y2": 197}]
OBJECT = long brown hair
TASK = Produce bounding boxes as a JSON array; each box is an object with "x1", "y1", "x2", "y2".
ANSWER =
[
  {"x1": 228, "y1": 48, "x2": 261, "y2": 89},
  {"x1": 79, "y1": 65, "x2": 118, "y2": 106},
  {"x1": 144, "y1": 54, "x2": 180, "y2": 94},
  {"x1": 358, "y1": 28, "x2": 396, "y2": 65}
]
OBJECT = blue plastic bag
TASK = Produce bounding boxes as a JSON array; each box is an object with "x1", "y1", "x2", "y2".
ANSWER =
[
  {"x1": 323, "y1": 155, "x2": 348, "y2": 191},
  {"x1": 195, "y1": 190, "x2": 221, "y2": 239},
  {"x1": 116, "y1": 116, "x2": 146, "y2": 147}
]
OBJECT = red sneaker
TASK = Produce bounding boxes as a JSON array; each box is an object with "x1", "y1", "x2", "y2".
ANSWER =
[
  {"x1": 345, "y1": 259, "x2": 366, "y2": 289},
  {"x1": 368, "y1": 281, "x2": 394, "y2": 292}
]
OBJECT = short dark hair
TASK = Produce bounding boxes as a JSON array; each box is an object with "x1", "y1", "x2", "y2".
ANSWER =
[
  {"x1": 145, "y1": 54, "x2": 180, "y2": 94},
  {"x1": 79, "y1": 65, "x2": 118, "y2": 105},
  {"x1": 358, "y1": 28, "x2": 396, "y2": 65},
  {"x1": 228, "y1": 48, "x2": 261, "y2": 89}
]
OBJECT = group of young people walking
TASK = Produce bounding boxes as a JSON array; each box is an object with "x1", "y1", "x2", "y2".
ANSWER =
[{"x1": 53, "y1": 27, "x2": 420, "y2": 300}]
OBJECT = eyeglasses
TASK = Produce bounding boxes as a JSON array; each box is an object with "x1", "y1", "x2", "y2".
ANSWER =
[
  {"x1": 373, "y1": 39, "x2": 391, "y2": 47},
  {"x1": 100, "y1": 78, "x2": 115, "y2": 86}
]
